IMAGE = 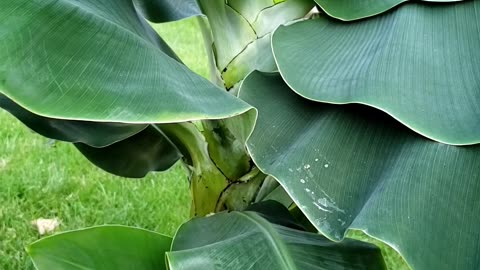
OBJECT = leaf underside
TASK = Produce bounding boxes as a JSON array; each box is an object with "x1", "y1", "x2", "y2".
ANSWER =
[
  {"x1": 76, "y1": 125, "x2": 181, "y2": 178},
  {"x1": 0, "y1": 94, "x2": 146, "y2": 148},
  {"x1": 133, "y1": 0, "x2": 202, "y2": 23},
  {"x1": 0, "y1": 94, "x2": 181, "y2": 178}
]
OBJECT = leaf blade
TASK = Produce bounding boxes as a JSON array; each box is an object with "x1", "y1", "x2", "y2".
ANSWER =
[
  {"x1": 0, "y1": 0, "x2": 252, "y2": 124},
  {"x1": 168, "y1": 201, "x2": 385, "y2": 270},
  {"x1": 28, "y1": 225, "x2": 172, "y2": 270},
  {"x1": 272, "y1": 1, "x2": 480, "y2": 145},
  {"x1": 239, "y1": 71, "x2": 480, "y2": 270},
  {"x1": 314, "y1": 0, "x2": 465, "y2": 21}
]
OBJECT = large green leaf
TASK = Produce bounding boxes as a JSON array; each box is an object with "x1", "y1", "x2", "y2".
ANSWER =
[
  {"x1": 314, "y1": 0, "x2": 463, "y2": 21},
  {"x1": 76, "y1": 125, "x2": 181, "y2": 178},
  {"x1": 28, "y1": 225, "x2": 172, "y2": 270},
  {"x1": 239, "y1": 71, "x2": 480, "y2": 270},
  {"x1": 0, "y1": 0, "x2": 251, "y2": 124},
  {"x1": 0, "y1": 94, "x2": 146, "y2": 147},
  {"x1": 272, "y1": 1, "x2": 480, "y2": 145},
  {"x1": 167, "y1": 201, "x2": 385, "y2": 270}
]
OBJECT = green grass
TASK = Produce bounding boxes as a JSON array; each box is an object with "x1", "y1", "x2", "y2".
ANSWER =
[
  {"x1": 0, "y1": 17, "x2": 409, "y2": 270},
  {"x1": 348, "y1": 230, "x2": 410, "y2": 270},
  {"x1": 0, "y1": 110, "x2": 191, "y2": 269}
]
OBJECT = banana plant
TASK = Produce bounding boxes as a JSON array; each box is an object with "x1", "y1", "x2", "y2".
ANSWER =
[{"x1": 1, "y1": 0, "x2": 479, "y2": 269}]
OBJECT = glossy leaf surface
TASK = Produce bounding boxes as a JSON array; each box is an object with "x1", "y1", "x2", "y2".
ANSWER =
[
  {"x1": 28, "y1": 226, "x2": 172, "y2": 270},
  {"x1": 239, "y1": 72, "x2": 480, "y2": 270},
  {"x1": 273, "y1": 1, "x2": 480, "y2": 145},
  {"x1": 168, "y1": 201, "x2": 385, "y2": 270},
  {"x1": 0, "y1": 0, "x2": 251, "y2": 124},
  {"x1": 314, "y1": 0, "x2": 464, "y2": 21}
]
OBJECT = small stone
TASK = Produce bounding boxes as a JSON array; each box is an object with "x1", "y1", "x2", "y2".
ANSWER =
[{"x1": 32, "y1": 218, "x2": 60, "y2": 235}]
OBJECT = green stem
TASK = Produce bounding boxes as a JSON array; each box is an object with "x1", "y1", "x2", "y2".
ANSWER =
[
  {"x1": 202, "y1": 119, "x2": 251, "y2": 181},
  {"x1": 195, "y1": 16, "x2": 224, "y2": 88},
  {"x1": 158, "y1": 123, "x2": 228, "y2": 217},
  {"x1": 216, "y1": 168, "x2": 267, "y2": 212}
]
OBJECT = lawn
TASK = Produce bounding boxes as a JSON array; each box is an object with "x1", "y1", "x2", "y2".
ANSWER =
[
  {"x1": 0, "y1": 116, "x2": 190, "y2": 269},
  {"x1": 0, "y1": 18, "x2": 408, "y2": 270}
]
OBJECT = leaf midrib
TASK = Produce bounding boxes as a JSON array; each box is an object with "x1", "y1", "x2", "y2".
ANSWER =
[{"x1": 238, "y1": 212, "x2": 297, "y2": 270}]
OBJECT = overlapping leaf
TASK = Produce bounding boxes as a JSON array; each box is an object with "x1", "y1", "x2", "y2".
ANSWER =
[
  {"x1": 314, "y1": 0, "x2": 463, "y2": 21},
  {"x1": 197, "y1": 0, "x2": 257, "y2": 72},
  {"x1": 76, "y1": 125, "x2": 181, "y2": 178},
  {"x1": 227, "y1": 0, "x2": 275, "y2": 23},
  {"x1": 198, "y1": 0, "x2": 313, "y2": 88},
  {"x1": 272, "y1": 0, "x2": 480, "y2": 145},
  {"x1": 28, "y1": 226, "x2": 172, "y2": 270},
  {"x1": 252, "y1": 0, "x2": 313, "y2": 37},
  {"x1": 134, "y1": 0, "x2": 202, "y2": 23},
  {"x1": 0, "y1": 0, "x2": 252, "y2": 124},
  {"x1": 239, "y1": 71, "x2": 480, "y2": 270},
  {"x1": 27, "y1": 204, "x2": 385, "y2": 270},
  {"x1": 168, "y1": 201, "x2": 386, "y2": 270},
  {"x1": 227, "y1": 0, "x2": 313, "y2": 35},
  {"x1": 0, "y1": 94, "x2": 146, "y2": 147},
  {"x1": 1, "y1": 94, "x2": 181, "y2": 177}
]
